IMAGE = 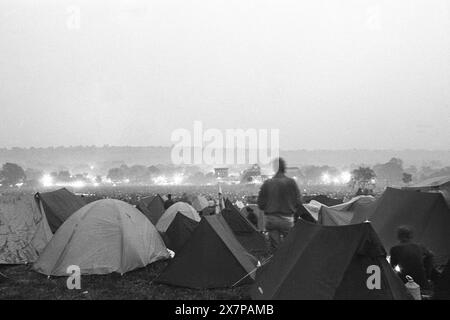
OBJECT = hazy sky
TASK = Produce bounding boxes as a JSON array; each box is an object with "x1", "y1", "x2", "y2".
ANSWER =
[{"x1": 0, "y1": 0, "x2": 449, "y2": 149}]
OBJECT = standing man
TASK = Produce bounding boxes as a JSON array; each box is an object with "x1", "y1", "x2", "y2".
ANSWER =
[{"x1": 257, "y1": 157, "x2": 302, "y2": 249}]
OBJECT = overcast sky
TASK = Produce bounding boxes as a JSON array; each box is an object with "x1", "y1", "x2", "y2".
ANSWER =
[{"x1": 0, "y1": 0, "x2": 449, "y2": 150}]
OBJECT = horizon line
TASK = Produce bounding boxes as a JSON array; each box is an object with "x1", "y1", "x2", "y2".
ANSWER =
[{"x1": 0, "y1": 145, "x2": 449, "y2": 152}]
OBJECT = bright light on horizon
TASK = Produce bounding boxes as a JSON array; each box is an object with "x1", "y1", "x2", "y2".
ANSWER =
[
  {"x1": 340, "y1": 171, "x2": 352, "y2": 184},
  {"x1": 172, "y1": 174, "x2": 184, "y2": 185},
  {"x1": 321, "y1": 171, "x2": 352, "y2": 185},
  {"x1": 321, "y1": 173, "x2": 331, "y2": 184},
  {"x1": 71, "y1": 180, "x2": 86, "y2": 188},
  {"x1": 41, "y1": 174, "x2": 54, "y2": 187},
  {"x1": 153, "y1": 176, "x2": 168, "y2": 185}
]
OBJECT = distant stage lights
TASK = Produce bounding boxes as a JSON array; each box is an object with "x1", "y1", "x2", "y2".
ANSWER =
[{"x1": 41, "y1": 174, "x2": 54, "y2": 187}]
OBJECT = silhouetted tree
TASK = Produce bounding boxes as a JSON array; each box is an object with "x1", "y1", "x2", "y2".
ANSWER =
[
  {"x1": 57, "y1": 170, "x2": 72, "y2": 182},
  {"x1": 373, "y1": 157, "x2": 404, "y2": 186},
  {"x1": 402, "y1": 172, "x2": 413, "y2": 184},
  {"x1": 0, "y1": 163, "x2": 26, "y2": 186},
  {"x1": 107, "y1": 167, "x2": 125, "y2": 183},
  {"x1": 350, "y1": 166, "x2": 376, "y2": 190}
]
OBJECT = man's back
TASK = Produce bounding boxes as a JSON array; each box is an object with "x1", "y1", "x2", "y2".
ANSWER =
[
  {"x1": 390, "y1": 242, "x2": 430, "y2": 289},
  {"x1": 257, "y1": 172, "x2": 301, "y2": 216}
]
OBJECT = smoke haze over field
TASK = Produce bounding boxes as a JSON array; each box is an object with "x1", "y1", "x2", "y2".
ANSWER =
[
  {"x1": 1, "y1": 146, "x2": 449, "y2": 172},
  {"x1": 1, "y1": 0, "x2": 449, "y2": 150}
]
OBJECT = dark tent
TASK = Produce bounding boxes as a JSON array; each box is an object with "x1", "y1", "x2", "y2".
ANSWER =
[
  {"x1": 156, "y1": 215, "x2": 258, "y2": 289},
  {"x1": 318, "y1": 196, "x2": 377, "y2": 226},
  {"x1": 35, "y1": 188, "x2": 86, "y2": 233},
  {"x1": 221, "y1": 206, "x2": 267, "y2": 255},
  {"x1": 200, "y1": 206, "x2": 216, "y2": 216},
  {"x1": 224, "y1": 198, "x2": 238, "y2": 211},
  {"x1": 434, "y1": 258, "x2": 450, "y2": 299},
  {"x1": 164, "y1": 212, "x2": 199, "y2": 253},
  {"x1": 241, "y1": 205, "x2": 265, "y2": 231},
  {"x1": 295, "y1": 204, "x2": 316, "y2": 223},
  {"x1": 250, "y1": 220, "x2": 410, "y2": 300},
  {"x1": 304, "y1": 195, "x2": 343, "y2": 207},
  {"x1": 136, "y1": 194, "x2": 165, "y2": 224},
  {"x1": 369, "y1": 188, "x2": 450, "y2": 262},
  {"x1": 318, "y1": 207, "x2": 354, "y2": 226}
]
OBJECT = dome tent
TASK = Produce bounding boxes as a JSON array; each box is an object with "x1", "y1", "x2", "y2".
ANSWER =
[
  {"x1": 156, "y1": 202, "x2": 201, "y2": 233},
  {"x1": 33, "y1": 199, "x2": 170, "y2": 276}
]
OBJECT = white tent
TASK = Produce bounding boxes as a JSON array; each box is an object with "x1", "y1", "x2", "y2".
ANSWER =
[
  {"x1": 156, "y1": 202, "x2": 201, "y2": 233},
  {"x1": 303, "y1": 200, "x2": 323, "y2": 221},
  {"x1": 0, "y1": 195, "x2": 53, "y2": 264},
  {"x1": 191, "y1": 195, "x2": 209, "y2": 212},
  {"x1": 33, "y1": 199, "x2": 170, "y2": 276}
]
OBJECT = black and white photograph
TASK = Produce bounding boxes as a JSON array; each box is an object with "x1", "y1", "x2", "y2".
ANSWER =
[{"x1": 0, "y1": 0, "x2": 449, "y2": 309}]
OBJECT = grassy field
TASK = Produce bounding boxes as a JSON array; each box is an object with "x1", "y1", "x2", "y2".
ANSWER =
[{"x1": 0, "y1": 260, "x2": 251, "y2": 300}]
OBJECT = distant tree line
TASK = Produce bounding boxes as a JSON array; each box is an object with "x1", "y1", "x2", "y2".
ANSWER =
[{"x1": 1, "y1": 157, "x2": 449, "y2": 189}]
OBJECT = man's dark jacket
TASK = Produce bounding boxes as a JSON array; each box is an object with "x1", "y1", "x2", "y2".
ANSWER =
[
  {"x1": 390, "y1": 242, "x2": 434, "y2": 289},
  {"x1": 257, "y1": 172, "x2": 302, "y2": 216}
]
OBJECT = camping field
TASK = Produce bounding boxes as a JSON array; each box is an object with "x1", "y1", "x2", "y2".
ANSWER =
[
  {"x1": 0, "y1": 261, "x2": 250, "y2": 300},
  {"x1": 1, "y1": 186, "x2": 269, "y2": 300}
]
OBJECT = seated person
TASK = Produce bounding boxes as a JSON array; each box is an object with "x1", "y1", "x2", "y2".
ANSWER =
[{"x1": 390, "y1": 226, "x2": 434, "y2": 290}]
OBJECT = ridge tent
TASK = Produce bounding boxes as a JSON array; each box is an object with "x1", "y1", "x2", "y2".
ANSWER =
[
  {"x1": 191, "y1": 195, "x2": 209, "y2": 212},
  {"x1": 224, "y1": 198, "x2": 238, "y2": 210},
  {"x1": 221, "y1": 206, "x2": 267, "y2": 255},
  {"x1": 156, "y1": 215, "x2": 258, "y2": 289},
  {"x1": 369, "y1": 187, "x2": 450, "y2": 261},
  {"x1": 318, "y1": 196, "x2": 377, "y2": 226},
  {"x1": 35, "y1": 188, "x2": 86, "y2": 233},
  {"x1": 295, "y1": 204, "x2": 317, "y2": 223},
  {"x1": 302, "y1": 201, "x2": 323, "y2": 221},
  {"x1": 404, "y1": 175, "x2": 450, "y2": 190},
  {"x1": 164, "y1": 212, "x2": 199, "y2": 253},
  {"x1": 403, "y1": 175, "x2": 450, "y2": 207},
  {"x1": 250, "y1": 220, "x2": 410, "y2": 300},
  {"x1": 136, "y1": 194, "x2": 165, "y2": 224},
  {"x1": 0, "y1": 195, "x2": 53, "y2": 264},
  {"x1": 156, "y1": 202, "x2": 200, "y2": 233},
  {"x1": 33, "y1": 199, "x2": 170, "y2": 276},
  {"x1": 224, "y1": 198, "x2": 233, "y2": 209}
]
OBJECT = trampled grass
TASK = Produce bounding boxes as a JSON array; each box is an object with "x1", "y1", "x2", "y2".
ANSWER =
[{"x1": 0, "y1": 261, "x2": 251, "y2": 300}]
